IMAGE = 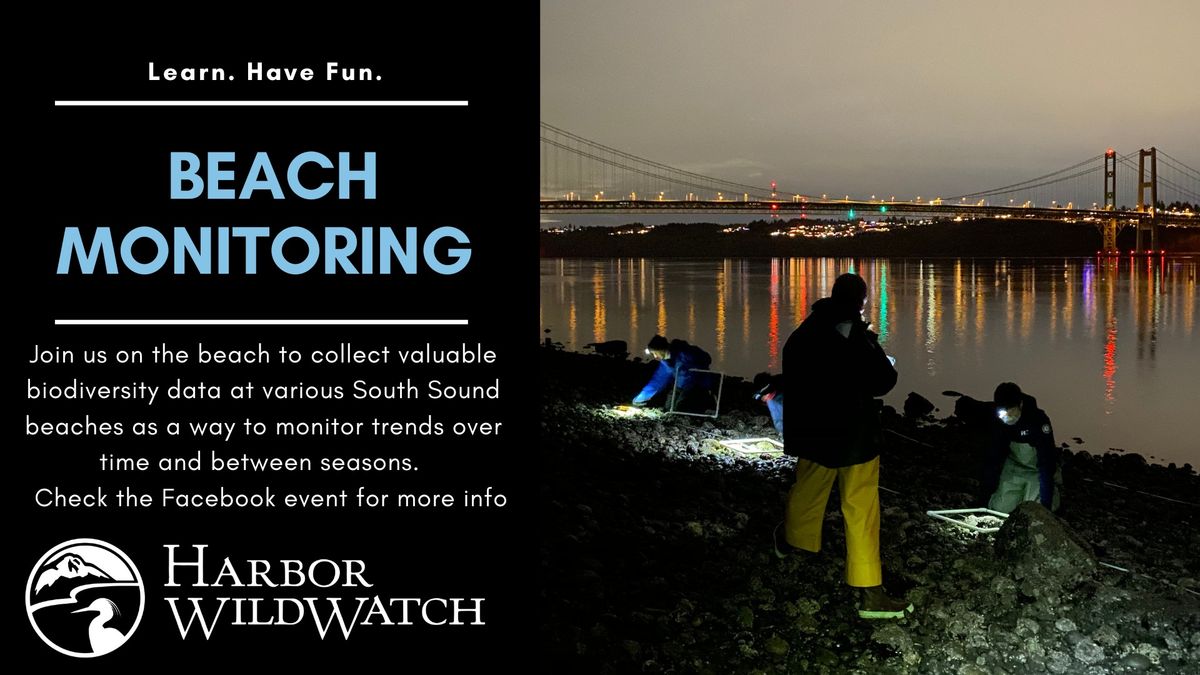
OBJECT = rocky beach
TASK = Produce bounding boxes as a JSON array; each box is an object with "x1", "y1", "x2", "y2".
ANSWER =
[{"x1": 541, "y1": 348, "x2": 1200, "y2": 674}]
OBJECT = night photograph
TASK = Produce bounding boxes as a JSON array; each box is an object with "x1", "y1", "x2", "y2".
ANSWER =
[{"x1": 539, "y1": 2, "x2": 1200, "y2": 673}]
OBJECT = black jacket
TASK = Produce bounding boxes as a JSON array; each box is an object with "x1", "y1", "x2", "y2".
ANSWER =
[
  {"x1": 782, "y1": 297, "x2": 898, "y2": 467},
  {"x1": 983, "y1": 394, "x2": 1059, "y2": 507}
]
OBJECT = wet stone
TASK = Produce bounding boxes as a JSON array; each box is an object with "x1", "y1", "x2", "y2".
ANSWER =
[
  {"x1": 872, "y1": 624, "x2": 915, "y2": 654},
  {"x1": 1024, "y1": 637, "x2": 1046, "y2": 658},
  {"x1": 1054, "y1": 618, "x2": 1078, "y2": 633},
  {"x1": 1072, "y1": 639, "x2": 1105, "y2": 664},
  {"x1": 995, "y1": 503, "x2": 1097, "y2": 590},
  {"x1": 1091, "y1": 624, "x2": 1120, "y2": 647},
  {"x1": 795, "y1": 598, "x2": 820, "y2": 615},
  {"x1": 764, "y1": 635, "x2": 789, "y2": 656},
  {"x1": 904, "y1": 392, "x2": 935, "y2": 418},
  {"x1": 1120, "y1": 653, "x2": 1152, "y2": 671},
  {"x1": 1133, "y1": 643, "x2": 1160, "y2": 665},
  {"x1": 1045, "y1": 650, "x2": 1073, "y2": 674},
  {"x1": 1015, "y1": 618, "x2": 1040, "y2": 637}
]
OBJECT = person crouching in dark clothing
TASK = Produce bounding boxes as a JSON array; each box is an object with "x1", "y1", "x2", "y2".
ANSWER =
[
  {"x1": 775, "y1": 272, "x2": 912, "y2": 620},
  {"x1": 632, "y1": 335, "x2": 715, "y2": 412},
  {"x1": 983, "y1": 382, "x2": 1062, "y2": 513},
  {"x1": 752, "y1": 372, "x2": 784, "y2": 438}
]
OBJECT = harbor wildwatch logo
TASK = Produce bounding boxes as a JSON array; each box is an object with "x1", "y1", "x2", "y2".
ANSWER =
[{"x1": 26, "y1": 539, "x2": 144, "y2": 657}]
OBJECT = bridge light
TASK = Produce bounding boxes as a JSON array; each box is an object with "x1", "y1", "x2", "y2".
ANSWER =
[
  {"x1": 879, "y1": 206, "x2": 887, "y2": 213},
  {"x1": 771, "y1": 203, "x2": 779, "y2": 210},
  {"x1": 1106, "y1": 147, "x2": 1115, "y2": 157},
  {"x1": 848, "y1": 209, "x2": 856, "y2": 219}
]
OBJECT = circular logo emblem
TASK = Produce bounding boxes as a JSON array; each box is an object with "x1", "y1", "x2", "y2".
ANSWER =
[{"x1": 26, "y1": 539, "x2": 144, "y2": 657}]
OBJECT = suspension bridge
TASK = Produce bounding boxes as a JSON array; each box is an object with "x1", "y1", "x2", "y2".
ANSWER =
[{"x1": 540, "y1": 122, "x2": 1200, "y2": 254}]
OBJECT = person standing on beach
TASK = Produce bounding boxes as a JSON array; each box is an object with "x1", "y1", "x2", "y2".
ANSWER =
[{"x1": 773, "y1": 272, "x2": 912, "y2": 620}]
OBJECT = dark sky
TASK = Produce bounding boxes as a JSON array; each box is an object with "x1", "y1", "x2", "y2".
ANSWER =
[{"x1": 541, "y1": 0, "x2": 1199, "y2": 199}]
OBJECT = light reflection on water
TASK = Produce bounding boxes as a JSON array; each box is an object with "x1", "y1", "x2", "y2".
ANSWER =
[{"x1": 541, "y1": 257, "x2": 1200, "y2": 466}]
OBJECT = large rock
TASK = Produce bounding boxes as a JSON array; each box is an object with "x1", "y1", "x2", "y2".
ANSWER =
[
  {"x1": 953, "y1": 394, "x2": 996, "y2": 428},
  {"x1": 903, "y1": 392, "x2": 935, "y2": 418},
  {"x1": 994, "y1": 502, "x2": 1097, "y2": 591},
  {"x1": 584, "y1": 340, "x2": 628, "y2": 358}
]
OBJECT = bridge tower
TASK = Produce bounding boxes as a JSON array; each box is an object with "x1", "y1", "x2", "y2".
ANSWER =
[
  {"x1": 1135, "y1": 147, "x2": 1158, "y2": 252},
  {"x1": 1100, "y1": 148, "x2": 1120, "y2": 255}
]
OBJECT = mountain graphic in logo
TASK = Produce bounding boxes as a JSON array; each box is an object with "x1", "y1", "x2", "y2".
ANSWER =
[
  {"x1": 26, "y1": 539, "x2": 144, "y2": 658},
  {"x1": 34, "y1": 553, "x2": 116, "y2": 599}
]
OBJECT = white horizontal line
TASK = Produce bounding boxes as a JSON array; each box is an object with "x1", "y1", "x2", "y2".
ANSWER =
[
  {"x1": 54, "y1": 100, "x2": 468, "y2": 107},
  {"x1": 56, "y1": 319, "x2": 468, "y2": 326}
]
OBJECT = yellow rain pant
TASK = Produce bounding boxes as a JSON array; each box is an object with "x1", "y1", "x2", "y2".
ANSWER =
[{"x1": 784, "y1": 456, "x2": 882, "y2": 587}]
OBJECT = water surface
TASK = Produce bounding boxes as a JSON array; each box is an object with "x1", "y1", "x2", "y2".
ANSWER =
[{"x1": 541, "y1": 257, "x2": 1199, "y2": 466}]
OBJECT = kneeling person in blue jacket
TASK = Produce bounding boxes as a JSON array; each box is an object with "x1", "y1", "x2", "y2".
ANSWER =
[
  {"x1": 632, "y1": 335, "x2": 715, "y2": 412},
  {"x1": 984, "y1": 382, "x2": 1063, "y2": 513}
]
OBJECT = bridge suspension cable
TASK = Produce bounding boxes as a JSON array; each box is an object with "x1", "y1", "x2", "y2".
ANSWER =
[
  {"x1": 539, "y1": 136, "x2": 769, "y2": 198},
  {"x1": 1116, "y1": 154, "x2": 1200, "y2": 204},
  {"x1": 946, "y1": 155, "x2": 1103, "y2": 200},
  {"x1": 541, "y1": 122, "x2": 791, "y2": 200},
  {"x1": 1156, "y1": 150, "x2": 1200, "y2": 180}
]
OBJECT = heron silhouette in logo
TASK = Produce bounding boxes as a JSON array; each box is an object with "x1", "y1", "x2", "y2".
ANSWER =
[{"x1": 71, "y1": 598, "x2": 126, "y2": 655}]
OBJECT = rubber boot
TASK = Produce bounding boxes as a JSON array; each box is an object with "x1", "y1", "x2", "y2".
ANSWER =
[{"x1": 857, "y1": 586, "x2": 913, "y2": 620}]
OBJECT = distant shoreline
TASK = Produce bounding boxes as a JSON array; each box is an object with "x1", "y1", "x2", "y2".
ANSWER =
[{"x1": 541, "y1": 218, "x2": 1200, "y2": 258}]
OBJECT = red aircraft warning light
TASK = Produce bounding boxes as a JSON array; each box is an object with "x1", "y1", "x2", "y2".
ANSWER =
[{"x1": 1106, "y1": 148, "x2": 1115, "y2": 157}]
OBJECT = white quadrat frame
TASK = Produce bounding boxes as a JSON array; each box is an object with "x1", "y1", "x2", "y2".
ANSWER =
[
  {"x1": 718, "y1": 438, "x2": 785, "y2": 454},
  {"x1": 666, "y1": 368, "x2": 725, "y2": 419},
  {"x1": 925, "y1": 508, "x2": 1010, "y2": 534}
]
